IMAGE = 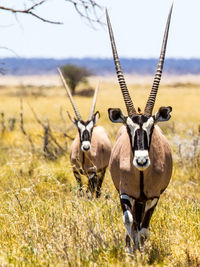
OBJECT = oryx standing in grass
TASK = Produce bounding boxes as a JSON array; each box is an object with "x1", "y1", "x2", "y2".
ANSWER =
[
  {"x1": 106, "y1": 5, "x2": 173, "y2": 251},
  {"x1": 58, "y1": 68, "x2": 111, "y2": 198}
]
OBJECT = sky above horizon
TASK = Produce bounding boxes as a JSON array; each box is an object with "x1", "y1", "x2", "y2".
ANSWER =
[{"x1": 0, "y1": 0, "x2": 200, "y2": 59}]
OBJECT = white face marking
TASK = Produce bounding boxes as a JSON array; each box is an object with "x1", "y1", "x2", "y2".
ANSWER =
[
  {"x1": 126, "y1": 116, "x2": 154, "y2": 170},
  {"x1": 77, "y1": 121, "x2": 86, "y2": 139},
  {"x1": 126, "y1": 117, "x2": 139, "y2": 145},
  {"x1": 77, "y1": 121, "x2": 94, "y2": 140},
  {"x1": 86, "y1": 120, "x2": 94, "y2": 132},
  {"x1": 126, "y1": 116, "x2": 154, "y2": 147},
  {"x1": 142, "y1": 117, "x2": 154, "y2": 145},
  {"x1": 126, "y1": 117, "x2": 138, "y2": 129},
  {"x1": 77, "y1": 120, "x2": 94, "y2": 151}
]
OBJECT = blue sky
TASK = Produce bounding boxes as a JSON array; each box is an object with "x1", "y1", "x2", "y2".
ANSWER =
[{"x1": 0, "y1": 0, "x2": 200, "y2": 59}]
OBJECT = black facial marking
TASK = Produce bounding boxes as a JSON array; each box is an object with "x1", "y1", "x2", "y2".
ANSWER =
[
  {"x1": 134, "y1": 128, "x2": 148, "y2": 150},
  {"x1": 82, "y1": 129, "x2": 90, "y2": 142},
  {"x1": 77, "y1": 120, "x2": 94, "y2": 145},
  {"x1": 131, "y1": 114, "x2": 149, "y2": 125},
  {"x1": 126, "y1": 114, "x2": 155, "y2": 153},
  {"x1": 79, "y1": 120, "x2": 88, "y2": 126}
]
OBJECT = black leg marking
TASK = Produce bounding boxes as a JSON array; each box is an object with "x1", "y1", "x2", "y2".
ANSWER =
[
  {"x1": 134, "y1": 201, "x2": 144, "y2": 231},
  {"x1": 142, "y1": 207, "x2": 155, "y2": 229},
  {"x1": 120, "y1": 194, "x2": 132, "y2": 213},
  {"x1": 141, "y1": 199, "x2": 158, "y2": 229},
  {"x1": 137, "y1": 198, "x2": 159, "y2": 249},
  {"x1": 125, "y1": 234, "x2": 131, "y2": 249},
  {"x1": 96, "y1": 168, "x2": 106, "y2": 198},
  {"x1": 86, "y1": 172, "x2": 97, "y2": 198}
]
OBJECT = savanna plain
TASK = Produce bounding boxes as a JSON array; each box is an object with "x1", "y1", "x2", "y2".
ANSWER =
[{"x1": 0, "y1": 76, "x2": 199, "y2": 266}]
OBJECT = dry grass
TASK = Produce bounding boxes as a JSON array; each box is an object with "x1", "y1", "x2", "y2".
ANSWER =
[{"x1": 0, "y1": 78, "x2": 199, "y2": 266}]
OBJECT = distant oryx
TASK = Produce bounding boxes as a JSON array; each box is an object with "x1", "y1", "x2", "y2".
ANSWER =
[
  {"x1": 106, "y1": 5, "x2": 173, "y2": 251},
  {"x1": 58, "y1": 68, "x2": 111, "y2": 198}
]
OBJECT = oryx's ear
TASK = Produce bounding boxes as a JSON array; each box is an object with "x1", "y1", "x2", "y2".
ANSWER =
[
  {"x1": 108, "y1": 108, "x2": 127, "y2": 123},
  {"x1": 92, "y1": 111, "x2": 100, "y2": 125},
  {"x1": 154, "y1": 106, "x2": 172, "y2": 122},
  {"x1": 67, "y1": 111, "x2": 78, "y2": 125}
]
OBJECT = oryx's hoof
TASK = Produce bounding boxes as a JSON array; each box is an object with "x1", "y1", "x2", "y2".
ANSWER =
[
  {"x1": 125, "y1": 246, "x2": 133, "y2": 254},
  {"x1": 138, "y1": 228, "x2": 149, "y2": 248},
  {"x1": 86, "y1": 190, "x2": 93, "y2": 199},
  {"x1": 78, "y1": 189, "x2": 84, "y2": 198}
]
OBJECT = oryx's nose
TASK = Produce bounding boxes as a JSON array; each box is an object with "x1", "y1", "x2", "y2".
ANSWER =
[
  {"x1": 133, "y1": 150, "x2": 150, "y2": 170},
  {"x1": 136, "y1": 158, "x2": 148, "y2": 166},
  {"x1": 83, "y1": 145, "x2": 90, "y2": 151},
  {"x1": 81, "y1": 141, "x2": 91, "y2": 152}
]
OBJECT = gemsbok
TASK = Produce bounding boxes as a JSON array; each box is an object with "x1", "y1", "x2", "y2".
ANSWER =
[
  {"x1": 58, "y1": 68, "x2": 111, "y2": 198},
  {"x1": 106, "y1": 5, "x2": 173, "y2": 251}
]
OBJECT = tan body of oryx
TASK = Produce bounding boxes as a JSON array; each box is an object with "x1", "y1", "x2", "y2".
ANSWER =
[
  {"x1": 58, "y1": 68, "x2": 111, "y2": 198},
  {"x1": 70, "y1": 125, "x2": 111, "y2": 175},
  {"x1": 110, "y1": 125, "x2": 172, "y2": 198},
  {"x1": 106, "y1": 4, "x2": 173, "y2": 252}
]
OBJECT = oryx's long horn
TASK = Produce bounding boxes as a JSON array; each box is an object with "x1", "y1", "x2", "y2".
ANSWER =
[
  {"x1": 88, "y1": 82, "x2": 99, "y2": 120},
  {"x1": 144, "y1": 4, "x2": 173, "y2": 117},
  {"x1": 106, "y1": 9, "x2": 136, "y2": 116},
  {"x1": 58, "y1": 68, "x2": 82, "y2": 120}
]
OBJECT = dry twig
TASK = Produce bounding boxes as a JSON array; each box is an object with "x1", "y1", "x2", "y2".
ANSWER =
[
  {"x1": 0, "y1": 0, "x2": 104, "y2": 25},
  {"x1": 28, "y1": 103, "x2": 67, "y2": 158},
  {"x1": 0, "y1": 1, "x2": 62, "y2": 25},
  {"x1": 20, "y1": 98, "x2": 35, "y2": 151}
]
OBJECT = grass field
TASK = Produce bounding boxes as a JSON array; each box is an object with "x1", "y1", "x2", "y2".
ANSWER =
[{"x1": 0, "y1": 78, "x2": 199, "y2": 266}]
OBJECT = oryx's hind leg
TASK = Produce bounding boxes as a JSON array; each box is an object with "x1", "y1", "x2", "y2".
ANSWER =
[
  {"x1": 86, "y1": 172, "x2": 97, "y2": 199},
  {"x1": 120, "y1": 194, "x2": 135, "y2": 253},
  {"x1": 125, "y1": 234, "x2": 131, "y2": 252},
  {"x1": 138, "y1": 198, "x2": 159, "y2": 248},
  {"x1": 96, "y1": 168, "x2": 106, "y2": 198},
  {"x1": 73, "y1": 169, "x2": 83, "y2": 197}
]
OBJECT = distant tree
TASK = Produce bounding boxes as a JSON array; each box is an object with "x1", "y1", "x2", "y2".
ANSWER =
[{"x1": 61, "y1": 64, "x2": 92, "y2": 95}]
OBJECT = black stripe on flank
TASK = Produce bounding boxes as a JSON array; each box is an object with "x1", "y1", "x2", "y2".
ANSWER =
[
  {"x1": 82, "y1": 153, "x2": 85, "y2": 170},
  {"x1": 139, "y1": 171, "x2": 147, "y2": 202},
  {"x1": 134, "y1": 201, "x2": 143, "y2": 230}
]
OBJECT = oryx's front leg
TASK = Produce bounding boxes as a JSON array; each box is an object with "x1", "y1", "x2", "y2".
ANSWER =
[
  {"x1": 133, "y1": 201, "x2": 145, "y2": 250},
  {"x1": 138, "y1": 197, "x2": 159, "y2": 248},
  {"x1": 73, "y1": 169, "x2": 84, "y2": 197},
  {"x1": 120, "y1": 194, "x2": 136, "y2": 253},
  {"x1": 86, "y1": 171, "x2": 97, "y2": 199},
  {"x1": 96, "y1": 168, "x2": 106, "y2": 198}
]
